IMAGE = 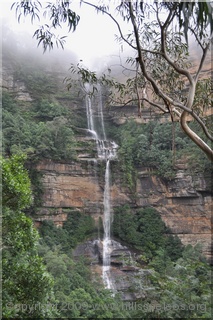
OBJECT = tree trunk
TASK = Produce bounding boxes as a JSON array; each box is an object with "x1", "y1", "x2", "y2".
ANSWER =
[{"x1": 180, "y1": 111, "x2": 213, "y2": 161}]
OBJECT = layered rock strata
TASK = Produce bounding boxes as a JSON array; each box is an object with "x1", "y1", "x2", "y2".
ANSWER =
[{"x1": 34, "y1": 158, "x2": 212, "y2": 263}]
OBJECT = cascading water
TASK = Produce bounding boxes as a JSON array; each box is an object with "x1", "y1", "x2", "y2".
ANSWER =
[
  {"x1": 102, "y1": 159, "x2": 112, "y2": 289},
  {"x1": 85, "y1": 84, "x2": 117, "y2": 290}
]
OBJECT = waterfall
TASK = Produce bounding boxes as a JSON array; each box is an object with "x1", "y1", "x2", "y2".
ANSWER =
[
  {"x1": 85, "y1": 84, "x2": 117, "y2": 290},
  {"x1": 102, "y1": 159, "x2": 113, "y2": 289},
  {"x1": 97, "y1": 87, "x2": 107, "y2": 141},
  {"x1": 86, "y1": 94, "x2": 95, "y2": 134}
]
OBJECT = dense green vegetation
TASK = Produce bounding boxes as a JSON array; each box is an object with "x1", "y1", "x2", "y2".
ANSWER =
[
  {"x1": 112, "y1": 205, "x2": 183, "y2": 261},
  {"x1": 112, "y1": 205, "x2": 211, "y2": 319},
  {"x1": 2, "y1": 155, "x2": 130, "y2": 318},
  {"x1": 3, "y1": 54, "x2": 211, "y2": 185},
  {"x1": 2, "y1": 155, "x2": 58, "y2": 318},
  {"x1": 39, "y1": 211, "x2": 95, "y2": 252},
  {"x1": 38, "y1": 222, "x2": 130, "y2": 319},
  {"x1": 2, "y1": 91, "x2": 77, "y2": 161},
  {"x1": 133, "y1": 244, "x2": 212, "y2": 319},
  {"x1": 109, "y1": 119, "x2": 212, "y2": 189}
]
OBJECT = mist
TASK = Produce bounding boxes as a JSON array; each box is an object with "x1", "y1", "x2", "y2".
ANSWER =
[
  {"x1": 1, "y1": 1, "x2": 207, "y2": 90},
  {"x1": 1, "y1": 0, "x2": 134, "y2": 82}
]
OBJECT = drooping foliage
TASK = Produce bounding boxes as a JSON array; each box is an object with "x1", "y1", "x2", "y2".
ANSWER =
[
  {"x1": 11, "y1": 0, "x2": 213, "y2": 159},
  {"x1": 11, "y1": 0, "x2": 80, "y2": 52}
]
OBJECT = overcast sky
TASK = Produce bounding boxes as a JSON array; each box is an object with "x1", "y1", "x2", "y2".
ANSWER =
[{"x1": 0, "y1": 0, "x2": 133, "y2": 69}]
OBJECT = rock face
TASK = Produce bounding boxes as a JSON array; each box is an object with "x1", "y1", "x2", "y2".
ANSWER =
[
  {"x1": 35, "y1": 158, "x2": 131, "y2": 226},
  {"x1": 136, "y1": 167, "x2": 212, "y2": 262},
  {"x1": 34, "y1": 157, "x2": 212, "y2": 263},
  {"x1": 73, "y1": 239, "x2": 149, "y2": 300},
  {"x1": 2, "y1": 54, "x2": 212, "y2": 263},
  {"x1": 1, "y1": 65, "x2": 34, "y2": 101}
]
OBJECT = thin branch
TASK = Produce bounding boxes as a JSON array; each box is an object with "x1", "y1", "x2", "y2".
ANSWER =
[
  {"x1": 136, "y1": 61, "x2": 142, "y2": 116},
  {"x1": 112, "y1": 98, "x2": 137, "y2": 107},
  {"x1": 188, "y1": 26, "x2": 205, "y2": 50},
  {"x1": 128, "y1": 2, "x2": 213, "y2": 157},
  {"x1": 129, "y1": 4, "x2": 188, "y2": 113},
  {"x1": 155, "y1": 3, "x2": 162, "y2": 28},
  {"x1": 172, "y1": 105, "x2": 213, "y2": 141},
  {"x1": 109, "y1": 96, "x2": 169, "y2": 114},
  {"x1": 172, "y1": 108, "x2": 181, "y2": 117},
  {"x1": 82, "y1": 0, "x2": 136, "y2": 50},
  {"x1": 159, "y1": 7, "x2": 200, "y2": 117},
  {"x1": 194, "y1": 39, "x2": 211, "y2": 83},
  {"x1": 141, "y1": 48, "x2": 163, "y2": 56},
  {"x1": 160, "y1": 23, "x2": 194, "y2": 85},
  {"x1": 142, "y1": 98, "x2": 168, "y2": 113},
  {"x1": 189, "y1": 110, "x2": 213, "y2": 141},
  {"x1": 162, "y1": 3, "x2": 177, "y2": 30},
  {"x1": 128, "y1": 2, "x2": 170, "y2": 107}
]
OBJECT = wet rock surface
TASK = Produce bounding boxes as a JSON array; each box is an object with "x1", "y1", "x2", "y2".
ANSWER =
[{"x1": 73, "y1": 239, "x2": 152, "y2": 300}]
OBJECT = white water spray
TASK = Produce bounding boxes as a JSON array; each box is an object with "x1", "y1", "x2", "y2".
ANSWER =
[
  {"x1": 85, "y1": 84, "x2": 117, "y2": 290},
  {"x1": 102, "y1": 159, "x2": 113, "y2": 289}
]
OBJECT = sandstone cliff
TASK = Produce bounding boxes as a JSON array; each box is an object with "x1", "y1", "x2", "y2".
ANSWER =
[
  {"x1": 2, "y1": 51, "x2": 212, "y2": 263},
  {"x1": 34, "y1": 156, "x2": 212, "y2": 263}
]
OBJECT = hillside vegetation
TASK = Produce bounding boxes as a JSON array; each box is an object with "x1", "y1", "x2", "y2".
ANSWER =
[{"x1": 2, "y1": 45, "x2": 212, "y2": 318}]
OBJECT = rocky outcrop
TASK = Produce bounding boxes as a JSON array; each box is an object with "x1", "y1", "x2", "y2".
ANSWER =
[
  {"x1": 135, "y1": 167, "x2": 212, "y2": 262},
  {"x1": 73, "y1": 239, "x2": 149, "y2": 300},
  {"x1": 1, "y1": 65, "x2": 34, "y2": 101},
  {"x1": 35, "y1": 158, "x2": 131, "y2": 226},
  {"x1": 34, "y1": 157, "x2": 212, "y2": 263}
]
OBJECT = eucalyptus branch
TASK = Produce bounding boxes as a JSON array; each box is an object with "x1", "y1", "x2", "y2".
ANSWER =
[
  {"x1": 172, "y1": 108, "x2": 181, "y2": 117},
  {"x1": 160, "y1": 24, "x2": 193, "y2": 85},
  {"x1": 155, "y1": 3, "x2": 162, "y2": 27},
  {"x1": 141, "y1": 48, "x2": 163, "y2": 56},
  {"x1": 188, "y1": 26, "x2": 205, "y2": 50},
  {"x1": 109, "y1": 95, "x2": 168, "y2": 113},
  {"x1": 110, "y1": 98, "x2": 138, "y2": 107},
  {"x1": 135, "y1": 62, "x2": 142, "y2": 116},
  {"x1": 172, "y1": 103, "x2": 213, "y2": 141},
  {"x1": 170, "y1": 104, "x2": 213, "y2": 142},
  {"x1": 129, "y1": 2, "x2": 212, "y2": 159},
  {"x1": 161, "y1": 3, "x2": 177, "y2": 30},
  {"x1": 194, "y1": 39, "x2": 211, "y2": 83},
  {"x1": 129, "y1": 3, "x2": 184, "y2": 111},
  {"x1": 128, "y1": 2, "x2": 170, "y2": 108},
  {"x1": 82, "y1": 0, "x2": 136, "y2": 50},
  {"x1": 142, "y1": 98, "x2": 168, "y2": 113},
  {"x1": 181, "y1": 111, "x2": 213, "y2": 161}
]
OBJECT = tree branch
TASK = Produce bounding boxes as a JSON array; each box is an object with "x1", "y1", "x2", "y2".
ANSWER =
[
  {"x1": 142, "y1": 98, "x2": 168, "y2": 113},
  {"x1": 181, "y1": 111, "x2": 213, "y2": 161},
  {"x1": 160, "y1": 12, "x2": 194, "y2": 86},
  {"x1": 194, "y1": 39, "x2": 211, "y2": 83},
  {"x1": 82, "y1": 0, "x2": 136, "y2": 50},
  {"x1": 128, "y1": 2, "x2": 213, "y2": 160},
  {"x1": 128, "y1": 2, "x2": 171, "y2": 108}
]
